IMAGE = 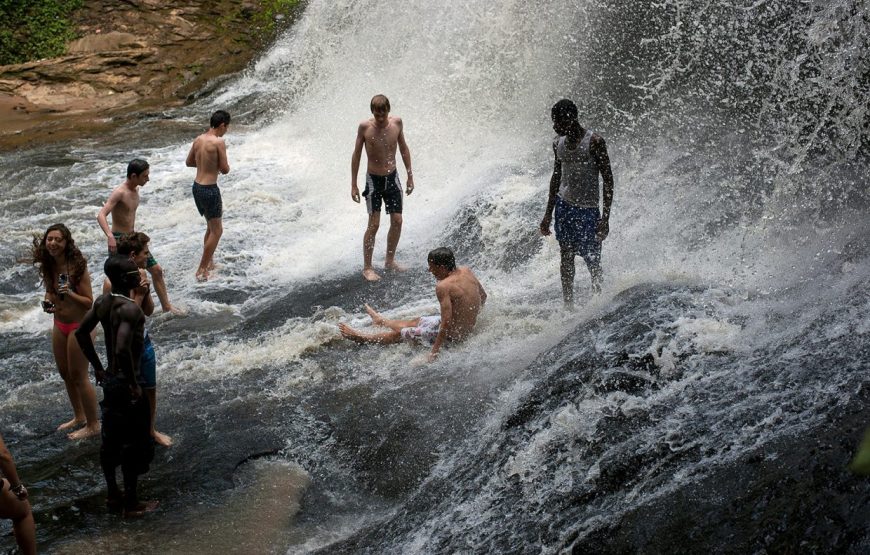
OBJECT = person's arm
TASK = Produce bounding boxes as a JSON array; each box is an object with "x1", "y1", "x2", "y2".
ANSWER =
[
  {"x1": 75, "y1": 304, "x2": 106, "y2": 384},
  {"x1": 185, "y1": 140, "x2": 197, "y2": 168},
  {"x1": 429, "y1": 283, "x2": 453, "y2": 362},
  {"x1": 540, "y1": 144, "x2": 561, "y2": 236},
  {"x1": 61, "y1": 268, "x2": 94, "y2": 310},
  {"x1": 592, "y1": 136, "x2": 613, "y2": 241},
  {"x1": 397, "y1": 118, "x2": 414, "y2": 195},
  {"x1": 133, "y1": 270, "x2": 154, "y2": 316},
  {"x1": 350, "y1": 123, "x2": 365, "y2": 203},
  {"x1": 217, "y1": 138, "x2": 230, "y2": 175},
  {"x1": 114, "y1": 308, "x2": 142, "y2": 398},
  {"x1": 0, "y1": 434, "x2": 26, "y2": 500},
  {"x1": 97, "y1": 190, "x2": 121, "y2": 252}
]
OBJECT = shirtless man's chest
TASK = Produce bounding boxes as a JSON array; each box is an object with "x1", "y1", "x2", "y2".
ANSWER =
[
  {"x1": 363, "y1": 118, "x2": 400, "y2": 174},
  {"x1": 112, "y1": 189, "x2": 140, "y2": 232}
]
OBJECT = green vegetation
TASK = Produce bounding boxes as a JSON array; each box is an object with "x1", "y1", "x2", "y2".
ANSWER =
[
  {"x1": 0, "y1": 0, "x2": 83, "y2": 65},
  {"x1": 252, "y1": 0, "x2": 302, "y2": 36}
]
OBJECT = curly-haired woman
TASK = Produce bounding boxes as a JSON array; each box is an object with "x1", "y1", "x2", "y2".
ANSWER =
[{"x1": 32, "y1": 224, "x2": 99, "y2": 440}]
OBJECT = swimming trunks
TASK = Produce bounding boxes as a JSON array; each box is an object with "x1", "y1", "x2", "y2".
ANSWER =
[
  {"x1": 554, "y1": 197, "x2": 601, "y2": 261},
  {"x1": 111, "y1": 232, "x2": 158, "y2": 268},
  {"x1": 192, "y1": 182, "x2": 222, "y2": 220},
  {"x1": 138, "y1": 333, "x2": 156, "y2": 389},
  {"x1": 54, "y1": 319, "x2": 80, "y2": 337},
  {"x1": 400, "y1": 315, "x2": 441, "y2": 345},
  {"x1": 363, "y1": 170, "x2": 403, "y2": 214},
  {"x1": 100, "y1": 375, "x2": 154, "y2": 476}
]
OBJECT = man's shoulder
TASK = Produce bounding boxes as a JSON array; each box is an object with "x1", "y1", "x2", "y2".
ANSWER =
[{"x1": 111, "y1": 184, "x2": 131, "y2": 198}]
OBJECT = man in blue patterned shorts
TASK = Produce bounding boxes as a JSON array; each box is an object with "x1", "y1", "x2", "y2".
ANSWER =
[{"x1": 539, "y1": 99, "x2": 614, "y2": 307}]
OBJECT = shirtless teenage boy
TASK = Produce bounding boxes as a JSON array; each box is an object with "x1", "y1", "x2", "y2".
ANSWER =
[
  {"x1": 339, "y1": 247, "x2": 487, "y2": 362},
  {"x1": 97, "y1": 159, "x2": 179, "y2": 314},
  {"x1": 350, "y1": 94, "x2": 415, "y2": 281},
  {"x1": 186, "y1": 110, "x2": 231, "y2": 282}
]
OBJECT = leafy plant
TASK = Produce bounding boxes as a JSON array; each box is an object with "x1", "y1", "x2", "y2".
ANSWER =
[{"x1": 0, "y1": 0, "x2": 84, "y2": 65}]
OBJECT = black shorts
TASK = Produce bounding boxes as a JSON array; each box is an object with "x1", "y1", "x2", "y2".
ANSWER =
[
  {"x1": 100, "y1": 377, "x2": 154, "y2": 475},
  {"x1": 192, "y1": 182, "x2": 223, "y2": 220},
  {"x1": 363, "y1": 170, "x2": 403, "y2": 214}
]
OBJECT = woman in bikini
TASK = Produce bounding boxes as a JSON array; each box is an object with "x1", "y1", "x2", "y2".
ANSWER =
[{"x1": 32, "y1": 224, "x2": 100, "y2": 440}]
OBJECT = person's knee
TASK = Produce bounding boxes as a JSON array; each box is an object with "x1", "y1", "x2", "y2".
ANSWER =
[
  {"x1": 389, "y1": 213, "x2": 403, "y2": 228},
  {"x1": 365, "y1": 216, "x2": 381, "y2": 234},
  {"x1": 208, "y1": 218, "x2": 223, "y2": 236}
]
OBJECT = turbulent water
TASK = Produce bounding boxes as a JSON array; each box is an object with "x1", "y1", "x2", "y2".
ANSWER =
[{"x1": 1, "y1": 0, "x2": 869, "y2": 553}]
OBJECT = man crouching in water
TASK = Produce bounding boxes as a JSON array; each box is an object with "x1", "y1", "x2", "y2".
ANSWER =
[
  {"x1": 76, "y1": 255, "x2": 157, "y2": 517},
  {"x1": 339, "y1": 247, "x2": 487, "y2": 362}
]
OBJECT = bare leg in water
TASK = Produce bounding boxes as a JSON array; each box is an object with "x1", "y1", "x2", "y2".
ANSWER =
[
  {"x1": 196, "y1": 217, "x2": 223, "y2": 282},
  {"x1": 338, "y1": 304, "x2": 420, "y2": 344}
]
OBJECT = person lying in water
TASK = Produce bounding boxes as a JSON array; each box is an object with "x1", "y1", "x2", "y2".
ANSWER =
[{"x1": 339, "y1": 247, "x2": 487, "y2": 362}]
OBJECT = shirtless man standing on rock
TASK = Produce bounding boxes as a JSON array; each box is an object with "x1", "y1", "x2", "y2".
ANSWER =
[
  {"x1": 350, "y1": 94, "x2": 415, "y2": 281},
  {"x1": 98, "y1": 158, "x2": 180, "y2": 314},
  {"x1": 339, "y1": 247, "x2": 487, "y2": 362},
  {"x1": 186, "y1": 110, "x2": 231, "y2": 282}
]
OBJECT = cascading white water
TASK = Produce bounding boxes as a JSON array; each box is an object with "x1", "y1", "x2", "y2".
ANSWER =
[{"x1": 1, "y1": 0, "x2": 868, "y2": 552}]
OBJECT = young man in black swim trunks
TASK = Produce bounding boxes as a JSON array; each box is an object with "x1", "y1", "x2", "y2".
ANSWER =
[
  {"x1": 350, "y1": 94, "x2": 415, "y2": 281},
  {"x1": 76, "y1": 255, "x2": 158, "y2": 518},
  {"x1": 186, "y1": 110, "x2": 231, "y2": 282}
]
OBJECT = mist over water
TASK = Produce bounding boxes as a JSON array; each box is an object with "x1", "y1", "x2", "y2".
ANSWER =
[{"x1": 1, "y1": 0, "x2": 869, "y2": 553}]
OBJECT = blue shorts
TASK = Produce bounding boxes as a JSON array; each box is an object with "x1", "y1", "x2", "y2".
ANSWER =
[
  {"x1": 139, "y1": 334, "x2": 156, "y2": 389},
  {"x1": 192, "y1": 182, "x2": 223, "y2": 220},
  {"x1": 364, "y1": 170, "x2": 403, "y2": 214},
  {"x1": 554, "y1": 197, "x2": 601, "y2": 259}
]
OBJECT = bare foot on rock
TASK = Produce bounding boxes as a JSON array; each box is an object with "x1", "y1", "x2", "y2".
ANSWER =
[
  {"x1": 68, "y1": 423, "x2": 101, "y2": 441},
  {"x1": 362, "y1": 267, "x2": 381, "y2": 281},
  {"x1": 384, "y1": 261, "x2": 407, "y2": 272},
  {"x1": 57, "y1": 418, "x2": 85, "y2": 432},
  {"x1": 124, "y1": 500, "x2": 159, "y2": 518},
  {"x1": 152, "y1": 430, "x2": 173, "y2": 447},
  {"x1": 338, "y1": 323, "x2": 366, "y2": 343}
]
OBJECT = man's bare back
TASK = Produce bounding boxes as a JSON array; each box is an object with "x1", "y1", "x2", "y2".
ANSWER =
[
  {"x1": 186, "y1": 132, "x2": 230, "y2": 185},
  {"x1": 434, "y1": 266, "x2": 486, "y2": 342}
]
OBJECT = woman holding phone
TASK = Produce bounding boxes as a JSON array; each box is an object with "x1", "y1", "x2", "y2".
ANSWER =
[{"x1": 32, "y1": 223, "x2": 99, "y2": 440}]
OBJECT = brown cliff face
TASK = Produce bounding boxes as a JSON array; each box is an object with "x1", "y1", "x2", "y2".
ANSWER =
[{"x1": 0, "y1": 0, "x2": 300, "y2": 150}]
